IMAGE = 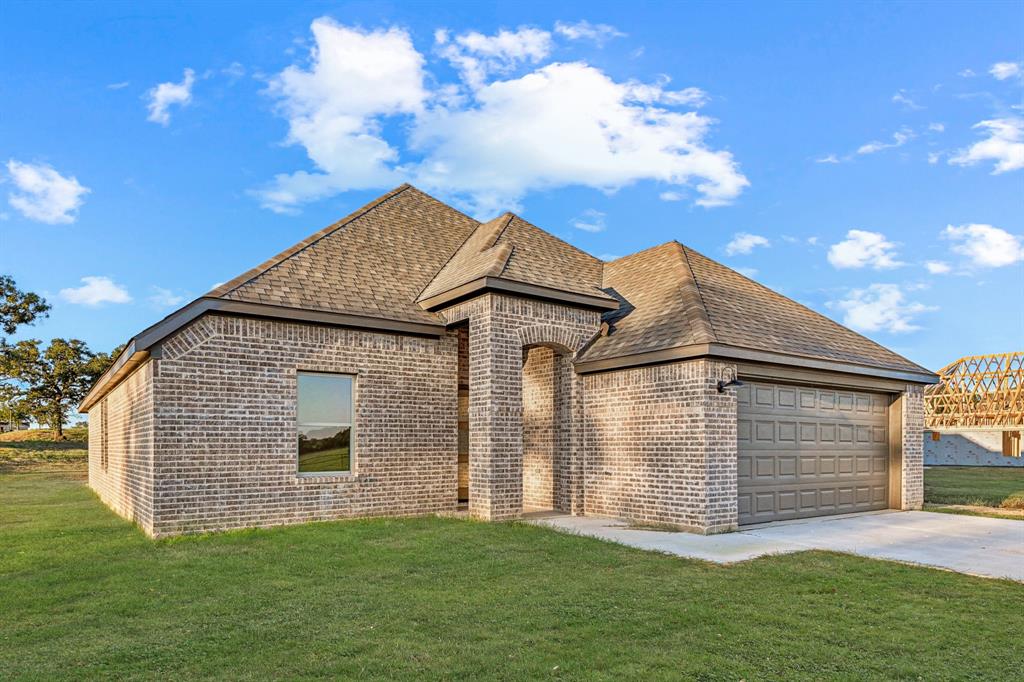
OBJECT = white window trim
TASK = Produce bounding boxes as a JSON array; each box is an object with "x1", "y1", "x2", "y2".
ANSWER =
[{"x1": 296, "y1": 371, "x2": 356, "y2": 477}]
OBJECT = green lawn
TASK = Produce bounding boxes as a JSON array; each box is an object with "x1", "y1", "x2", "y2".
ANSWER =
[
  {"x1": 2, "y1": 472, "x2": 1022, "y2": 680},
  {"x1": 0, "y1": 431, "x2": 88, "y2": 473},
  {"x1": 924, "y1": 465, "x2": 1024, "y2": 509}
]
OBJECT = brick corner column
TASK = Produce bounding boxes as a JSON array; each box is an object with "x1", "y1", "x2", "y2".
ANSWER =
[
  {"x1": 467, "y1": 305, "x2": 523, "y2": 521},
  {"x1": 700, "y1": 359, "x2": 739, "y2": 534},
  {"x1": 900, "y1": 384, "x2": 925, "y2": 510}
]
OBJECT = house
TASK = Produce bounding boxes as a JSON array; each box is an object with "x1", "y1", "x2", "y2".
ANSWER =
[
  {"x1": 924, "y1": 352, "x2": 1023, "y2": 467},
  {"x1": 80, "y1": 185, "x2": 937, "y2": 537}
]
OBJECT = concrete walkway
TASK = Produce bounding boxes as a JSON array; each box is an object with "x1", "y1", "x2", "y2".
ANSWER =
[{"x1": 529, "y1": 511, "x2": 1024, "y2": 581}]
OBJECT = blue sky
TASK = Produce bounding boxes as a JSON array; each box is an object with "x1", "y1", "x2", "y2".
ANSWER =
[{"x1": 2, "y1": 0, "x2": 1022, "y2": 371}]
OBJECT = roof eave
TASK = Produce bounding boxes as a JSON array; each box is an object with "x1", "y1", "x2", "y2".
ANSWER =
[
  {"x1": 574, "y1": 341, "x2": 939, "y2": 386},
  {"x1": 418, "y1": 276, "x2": 620, "y2": 312},
  {"x1": 79, "y1": 297, "x2": 449, "y2": 412}
]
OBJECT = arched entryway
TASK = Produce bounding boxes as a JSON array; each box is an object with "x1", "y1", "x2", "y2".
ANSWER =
[
  {"x1": 521, "y1": 344, "x2": 574, "y2": 513},
  {"x1": 440, "y1": 300, "x2": 601, "y2": 521}
]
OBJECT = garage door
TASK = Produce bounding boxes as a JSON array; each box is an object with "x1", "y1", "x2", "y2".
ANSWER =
[{"x1": 737, "y1": 380, "x2": 891, "y2": 525}]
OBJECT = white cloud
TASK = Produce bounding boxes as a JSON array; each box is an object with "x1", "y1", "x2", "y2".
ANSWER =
[
  {"x1": 625, "y1": 77, "x2": 709, "y2": 107},
  {"x1": 831, "y1": 284, "x2": 934, "y2": 334},
  {"x1": 924, "y1": 260, "x2": 951, "y2": 274},
  {"x1": 256, "y1": 19, "x2": 747, "y2": 217},
  {"x1": 148, "y1": 286, "x2": 186, "y2": 308},
  {"x1": 569, "y1": 208, "x2": 606, "y2": 232},
  {"x1": 596, "y1": 253, "x2": 620, "y2": 261},
  {"x1": 410, "y1": 63, "x2": 746, "y2": 214},
  {"x1": 928, "y1": 122, "x2": 945, "y2": 132},
  {"x1": 943, "y1": 223, "x2": 1024, "y2": 268},
  {"x1": 107, "y1": 81, "x2": 130, "y2": 90},
  {"x1": 254, "y1": 20, "x2": 427, "y2": 212},
  {"x1": 927, "y1": 151, "x2": 942, "y2": 164},
  {"x1": 815, "y1": 153, "x2": 840, "y2": 164},
  {"x1": 5, "y1": 160, "x2": 90, "y2": 224},
  {"x1": 989, "y1": 61, "x2": 1022, "y2": 81},
  {"x1": 827, "y1": 229, "x2": 903, "y2": 269},
  {"x1": 59, "y1": 276, "x2": 132, "y2": 306},
  {"x1": 659, "y1": 191, "x2": 684, "y2": 201},
  {"x1": 145, "y1": 68, "x2": 196, "y2": 126},
  {"x1": 222, "y1": 62, "x2": 245, "y2": 79},
  {"x1": 948, "y1": 117, "x2": 1024, "y2": 174},
  {"x1": 958, "y1": 68, "x2": 976, "y2": 78},
  {"x1": 807, "y1": 236, "x2": 819, "y2": 245},
  {"x1": 892, "y1": 90, "x2": 922, "y2": 110},
  {"x1": 437, "y1": 26, "x2": 552, "y2": 90},
  {"x1": 554, "y1": 20, "x2": 625, "y2": 45},
  {"x1": 857, "y1": 128, "x2": 913, "y2": 155},
  {"x1": 725, "y1": 232, "x2": 769, "y2": 256}
]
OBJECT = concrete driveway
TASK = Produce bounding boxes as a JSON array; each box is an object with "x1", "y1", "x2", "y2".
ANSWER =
[{"x1": 530, "y1": 511, "x2": 1024, "y2": 581}]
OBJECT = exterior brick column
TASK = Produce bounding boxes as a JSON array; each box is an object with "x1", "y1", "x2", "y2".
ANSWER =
[
  {"x1": 467, "y1": 306, "x2": 524, "y2": 520},
  {"x1": 900, "y1": 384, "x2": 925, "y2": 510}
]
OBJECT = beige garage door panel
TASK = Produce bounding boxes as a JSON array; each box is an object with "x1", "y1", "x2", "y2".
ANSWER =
[{"x1": 737, "y1": 381, "x2": 890, "y2": 525}]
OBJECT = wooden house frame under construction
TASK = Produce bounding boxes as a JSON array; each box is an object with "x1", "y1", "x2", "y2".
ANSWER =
[{"x1": 925, "y1": 352, "x2": 1023, "y2": 460}]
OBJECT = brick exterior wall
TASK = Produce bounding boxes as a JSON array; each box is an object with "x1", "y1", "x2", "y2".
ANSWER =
[
  {"x1": 147, "y1": 314, "x2": 459, "y2": 536},
  {"x1": 440, "y1": 293, "x2": 600, "y2": 521},
  {"x1": 87, "y1": 360, "x2": 156, "y2": 534},
  {"x1": 87, "y1": 292, "x2": 927, "y2": 537},
  {"x1": 900, "y1": 384, "x2": 925, "y2": 510},
  {"x1": 582, "y1": 359, "x2": 738, "y2": 533}
]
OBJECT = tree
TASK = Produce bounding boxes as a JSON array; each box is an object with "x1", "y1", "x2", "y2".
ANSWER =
[
  {"x1": 0, "y1": 338, "x2": 116, "y2": 438},
  {"x1": 0, "y1": 382, "x2": 31, "y2": 431},
  {"x1": 0, "y1": 275, "x2": 50, "y2": 336}
]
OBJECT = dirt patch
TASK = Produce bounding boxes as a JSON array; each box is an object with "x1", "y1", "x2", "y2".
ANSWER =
[{"x1": 924, "y1": 503, "x2": 1024, "y2": 521}]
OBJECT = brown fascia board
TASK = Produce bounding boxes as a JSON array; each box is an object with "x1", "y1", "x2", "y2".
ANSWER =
[
  {"x1": 418, "y1": 276, "x2": 620, "y2": 312},
  {"x1": 79, "y1": 297, "x2": 448, "y2": 412},
  {"x1": 573, "y1": 341, "x2": 939, "y2": 386}
]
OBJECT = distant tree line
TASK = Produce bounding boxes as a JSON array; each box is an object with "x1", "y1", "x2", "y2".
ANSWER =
[{"x1": 1, "y1": 275, "x2": 118, "y2": 438}]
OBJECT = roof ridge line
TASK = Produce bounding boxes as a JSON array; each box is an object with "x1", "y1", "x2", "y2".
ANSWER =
[
  {"x1": 675, "y1": 242, "x2": 718, "y2": 344},
  {"x1": 489, "y1": 214, "x2": 515, "y2": 278},
  {"x1": 209, "y1": 183, "x2": 414, "y2": 299},
  {"x1": 413, "y1": 213, "x2": 511, "y2": 302}
]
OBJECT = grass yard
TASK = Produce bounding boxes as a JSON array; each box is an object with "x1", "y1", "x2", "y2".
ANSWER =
[
  {"x1": 2, "y1": 471, "x2": 1022, "y2": 680},
  {"x1": 924, "y1": 466, "x2": 1024, "y2": 515},
  {"x1": 0, "y1": 428, "x2": 88, "y2": 473}
]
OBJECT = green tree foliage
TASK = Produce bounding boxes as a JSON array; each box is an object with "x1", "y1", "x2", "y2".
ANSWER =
[
  {"x1": 0, "y1": 339, "x2": 116, "y2": 438},
  {"x1": 0, "y1": 381, "x2": 32, "y2": 431},
  {"x1": 0, "y1": 275, "x2": 50, "y2": 336}
]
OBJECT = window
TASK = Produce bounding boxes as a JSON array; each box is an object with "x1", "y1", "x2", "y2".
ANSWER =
[{"x1": 297, "y1": 372, "x2": 354, "y2": 475}]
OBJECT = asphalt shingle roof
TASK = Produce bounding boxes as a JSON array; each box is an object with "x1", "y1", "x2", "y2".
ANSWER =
[
  {"x1": 418, "y1": 213, "x2": 612, "y2": 303},
  {"x1": 208, "y1": 185, "x2": 478, "y2": 325},
  {"x1": 205, "y1": 185, "x2": 928, "y2": 376},
  {"x1": 578, "y1": 241, "x2": 930, "y2": 374}
]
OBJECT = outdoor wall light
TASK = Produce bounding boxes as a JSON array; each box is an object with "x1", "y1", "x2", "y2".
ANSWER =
[{"x1": 716, "y1": 378, "x2": 744, "y2": 393}]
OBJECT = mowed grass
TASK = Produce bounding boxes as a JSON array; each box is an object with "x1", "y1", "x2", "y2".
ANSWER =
[
  {"x1": 2, "y1": 472, "x2": 1022, "y2": 680},
  {"x1": 0, "y1": 428, "x2": 88, "y2": 473},
  {"x1": 924, "y1": 465, "x2": 1024, "y2": 509}
]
